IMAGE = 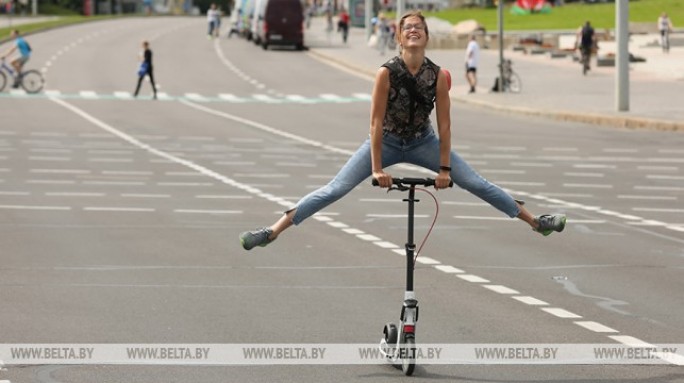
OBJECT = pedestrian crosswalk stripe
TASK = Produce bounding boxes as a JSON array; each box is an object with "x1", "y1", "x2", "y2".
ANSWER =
[
  {"x1": 0, "y1": 91, "x2": 373, "y2": 104},
  {"x1": 114, "y1": 91, "x2": 132, "y2": 99},
  {"x1": 218, "y1": 93, "x2": 246, "y2": 102}
]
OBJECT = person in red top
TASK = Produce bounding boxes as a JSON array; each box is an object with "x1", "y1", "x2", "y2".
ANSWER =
[{"x1": 338, "y1": 7, "x2": 350, "y2": 43}]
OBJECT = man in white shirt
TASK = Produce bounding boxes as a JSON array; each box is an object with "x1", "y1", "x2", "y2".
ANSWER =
[
  {"x1": 465, "y1": 35, "x2": 479, "y2": 93},
  {"x1": 658, "y1": 12, "x2": 674, "y2": 53}
]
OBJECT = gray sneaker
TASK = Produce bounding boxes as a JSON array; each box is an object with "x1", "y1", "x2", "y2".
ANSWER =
[
  {"x1": 240, "y1": 227, "x2": 275, "y2": 250},
  {"x1": 534, "y1": 214, "x2": 567, "y2": 236}
]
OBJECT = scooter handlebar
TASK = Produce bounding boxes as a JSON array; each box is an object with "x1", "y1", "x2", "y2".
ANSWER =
[{"x1": 372, "y1": 177, "x2": 453, "y2": 188}]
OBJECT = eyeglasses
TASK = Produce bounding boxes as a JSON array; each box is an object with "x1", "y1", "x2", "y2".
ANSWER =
[{"x1": 402, "y1": 23, "x2": 425, "y2": 32}]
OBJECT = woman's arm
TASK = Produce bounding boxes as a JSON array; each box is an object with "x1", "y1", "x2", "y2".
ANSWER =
[
  {"x1": 370, "y1": 67, "x2": 391, "y2": 187},
  {"x1": 434, "y1": 69, "x2": 452, "y2": 189}
]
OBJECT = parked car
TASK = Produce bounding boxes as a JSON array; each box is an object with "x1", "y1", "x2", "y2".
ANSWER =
[{"x1": 255, "y1": 0, "x2": 305, "y2": 50}]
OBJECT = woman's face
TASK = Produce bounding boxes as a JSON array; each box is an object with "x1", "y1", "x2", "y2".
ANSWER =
[{"x1": 399, "y1": 16, "x2": 428, "y2": 50}]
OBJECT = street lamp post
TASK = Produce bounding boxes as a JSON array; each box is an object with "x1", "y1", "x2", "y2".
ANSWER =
[
  {"x1": 497, "y1": 0, "x2": 504, "y2": 92},
  {"x1": 615, "y1": 0, "x2": 629, "y2": 111}
]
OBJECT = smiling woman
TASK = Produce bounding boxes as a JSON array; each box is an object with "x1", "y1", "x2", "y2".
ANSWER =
[{"x1": 239, "y1": 10, "x2": 567, "y2": 251}]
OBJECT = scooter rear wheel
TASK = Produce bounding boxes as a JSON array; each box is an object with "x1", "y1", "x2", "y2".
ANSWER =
[{"x1": 401, "y1": 336, "x2": 416, "y2": 376}]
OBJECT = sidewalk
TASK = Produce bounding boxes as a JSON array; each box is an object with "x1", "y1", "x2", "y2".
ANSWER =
[
  {"x1": 1, "y1": 15, "x2": 60, "y2": 29},
  {"x1": 305, "y1": 16, "x2": 684, "y2": 131}
]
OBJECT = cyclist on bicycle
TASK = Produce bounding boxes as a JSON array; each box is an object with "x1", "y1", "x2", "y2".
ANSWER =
[
  {"x1": 1, "y1": 29, "x2": 32, "y2": 88},
  {"x1": 240, "y1": 11, "x2": 566, "y2": 250},
  {"x1": 576, "y1": 21, "x2": 595, "y2": 74}
]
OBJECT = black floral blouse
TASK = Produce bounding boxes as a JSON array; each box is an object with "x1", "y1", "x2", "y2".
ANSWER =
[{"x1": 381, "y1": 56, "x2": 440, "y2": 139}]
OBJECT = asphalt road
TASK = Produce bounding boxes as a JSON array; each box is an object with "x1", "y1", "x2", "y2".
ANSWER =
[{"x1": 1, "y1": 17, "x2": 684, "y2": 383}]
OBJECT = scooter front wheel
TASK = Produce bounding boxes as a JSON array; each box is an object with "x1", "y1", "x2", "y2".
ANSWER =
[{"x1": 401, "y1": 336, "x2": 416, "y2": 376}]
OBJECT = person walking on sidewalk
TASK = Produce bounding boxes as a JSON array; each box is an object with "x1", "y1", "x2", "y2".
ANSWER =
[
  {"x1": 133, "y1": 40, "x2": 157, "y2": 99},
  {"x1": 377, "y1": 13, "x2": 392, "y2": 55},
  {"x1": 239, "y1": 10, "x2": 567, "y2": 251},
  {"x1": 207, "y1": 3, "x2": 221, "y2": 39},
  {"x1": 465, "y1": 34, "x2": 479, "y2": 93},
  {"x1": 576, "y1": 21, "x2": 595, "y2": 75},
  {"x1": 658, "y1": 12, "x2": 674, "y2": 53},
  {"x1": 338, "y1": 7, "x2": 350, "y2": 43}
]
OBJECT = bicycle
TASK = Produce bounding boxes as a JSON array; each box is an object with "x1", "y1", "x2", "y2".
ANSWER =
[
  {"x1": 374, "y1": 177, "x2": 452, "y2": 376},
  {"x1": 498, "y1": 58, "x2": 521, "y2": 93},
  {"x1": 0, "y1": 58, "x2": 45, "y2": 94}
]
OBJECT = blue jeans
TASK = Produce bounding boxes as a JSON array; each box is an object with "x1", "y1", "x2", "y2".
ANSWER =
[{"x1": 290, "y1": 128, "x2": 520, "y2": 225}]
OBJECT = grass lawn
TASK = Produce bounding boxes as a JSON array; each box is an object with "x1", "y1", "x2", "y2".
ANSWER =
[
  {"x1": 0, "y1": 15, "x2": 116, "y2": 42},
  {"x1": 424, "y1": 0, "x2": 684, "y2": 31}
]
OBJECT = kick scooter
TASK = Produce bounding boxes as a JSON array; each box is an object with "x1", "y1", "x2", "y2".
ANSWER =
[{"x1": 373, "y1": 177, "x2": 451, "y2": 376}]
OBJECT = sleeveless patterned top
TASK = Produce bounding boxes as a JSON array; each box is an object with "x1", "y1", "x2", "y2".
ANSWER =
[{"x1": 381, "y1": 56, "x2": 440, "y2": 139}]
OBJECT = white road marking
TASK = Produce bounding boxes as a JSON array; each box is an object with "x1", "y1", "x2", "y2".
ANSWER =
[
  {"x1": 195, "y1": 195, "x2": 252, "y2": 199},
  {"x1": 83, "y1": 207, "x2": 155, "y2": 212},
  {"x1": 483, "y1": 285, "x2": 520, "y2": 294},
  {"x1": 646, "y1": 174, "x2": 684, "y2": 180},
  {"x1": 174, "y1": 209, "x2": 241, "y2": 214},
  {"x1": 543, "y1": 193, "x2": 594, "y2": 198},
  {"x1": 121, "y1": 194, "x2": 171, "y2": 198},
  {"x1": 541, "y1": 308, "x2": 582, "y2": 319},
  {"x1": 617, "y1": 195, "x2": 677, "y2": 201},
  {"x1": 496, "y1": 181, "x2": 545, "y2": 186},
  {"x1": 564, "y1": 172, "x2": 605, "y2": 177},
  {"x1": 637, "y1": 165, "x2": 677, "y2": 171},
  {"x1": 563, "y1": 183, "x2": 613, "y2": 189},
  {"x1": 433, "y1": 265, "x2": 464, "y2": 274},
  {"x1": 415, "y1": 256, "x2": 440, "y2": 265},
  {"x1": 457, "y1": 274, "x2": 490, "y2": 283},
  {"x1": 453, "y1": 216, "x2": 510, "y2": 221},
  {"x1": 82, "y1": 181, "x2": 145, "y2": 186},
  {"x1": 510, "y1": 162, "x2": 552, "y2": 168},
  {"x1": 351, "y1": 93, "x2": 372, "y2": 100},
  {"x1": 45, "y1": 192, "x2": 105, "y2": 197},
  {"x1": 0, "y1": 205, "x2": 71, "y2": 210},
  {"x1": 0, "y1": 191, "x2": 30, "y2": 196},
  {"x1": 634, "y1": 185, "x2": 684, "y2": 192},
  {"x1": 27, "y1": 180, "x2": 76, "y2": 185},
  {"x1": 574, "y1": 321, "x2": 619, "y2": 333},
  {"x1": 102, "y1": 170, "x2": 152, "y2": 176},
  {"x1": 28, "y1": 156, "x2": 71, "y2": 161},
  {"x1": 219, "y1": 93, "x2": 246, "y2": 102},
  {"x1": 608, "y1": 335, "x2": 654, "y2": 347},
  {"x1": 357, "y1": 234, "x2": 381, "y2": 241},
  {"x1": 633, "y1": 207, "x2": 684, "y2": 213},
  {"x1": 512, "y1": 296, "x2": 548, "y2": 306},
  {"x1": 88, "y1": 158, "x2": 133, "y2": 163},
  {"x1": 157, "y1": 182, "x2": 214, "y2": 187},
  {"x1": 30, "y1": 169, "x2": 90, "y2": 174},
  {"x1": 342, "y1": 228, "x2": 364, "y2": 235},
  {"x1": 114, "y1": 91, "x2": 133, "y2": 99},
  {"x1": 543, "y1": 147, "x2": 578, "y2": 152},
  {"x1": 80, "y1": 91, "x2": 98, "y2": 99},
  {"x1": 320, "y1": 94, "x2": 349, "y2": 103},
  {"x1": 252, "y1": 94, "x2": 282, "y2": 103},
  {"x1": 374, "y1": 241, "x2": 399, "y2": 249},
  {"x1": 327, "y1": 221, "x2": 349, "y2": 228},
  {"x1": 481, "y1": 169, "x2": 526, "y2": 174}
]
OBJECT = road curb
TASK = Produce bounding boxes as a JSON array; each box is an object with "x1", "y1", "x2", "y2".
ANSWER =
[{"x1": 309, "y1": 48, "x2": 683, "y2": 132}]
